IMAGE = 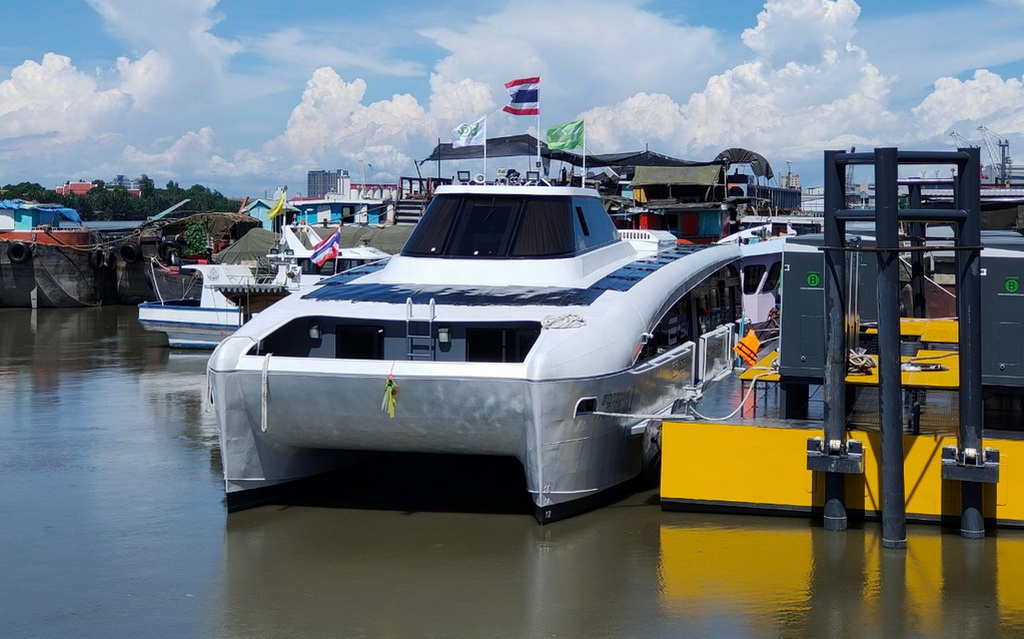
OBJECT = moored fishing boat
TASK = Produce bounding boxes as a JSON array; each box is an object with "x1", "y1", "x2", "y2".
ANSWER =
[{"x1": 208, "y1": 180, "x2": 747, "y2": 522}]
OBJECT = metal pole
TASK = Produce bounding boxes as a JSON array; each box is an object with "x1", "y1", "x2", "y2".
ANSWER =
[
  {"x1": 875, "y1": 147, "x2": 907, "y2": 549},
  {"x1": 956, "y1": 146, "x2": 985, "y2": 539},
  {"x1": 906, "y1": 184, "x2": 926, "y2": 318},
  {"x1": 822, "y1": 150, "x2": 848, "y2": 531}
]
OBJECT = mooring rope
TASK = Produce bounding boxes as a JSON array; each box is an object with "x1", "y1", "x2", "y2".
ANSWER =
[
  {"x1": 590, "y1": 364, "x2": 780, "y2": 423},
  {"x1": 847, "y1": 350, "x2": 877, "y2": 375},
  {"x1": 685, "y1": 368, "x2": 779, "y2": 422},
  {"x1": 542, "y1": 313, "x2": 587, "y2": 329}
]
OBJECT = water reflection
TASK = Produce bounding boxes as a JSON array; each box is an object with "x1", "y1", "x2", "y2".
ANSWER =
[
  {"x1": 216, "y1": 488, "x2": 1024, "y2": 638},
  {"x1": 659, "y1": 518, "x2": 1024, "y2": 637},
  {"x1": 5, "y1": 306, "x2": 1024, "y2": 637},
  {"x1": 0, "y1": 307, "x2": 224, "y2": 638},
  {"x1": 218, "y1": 494, "x2": 669, "y2": 638}
]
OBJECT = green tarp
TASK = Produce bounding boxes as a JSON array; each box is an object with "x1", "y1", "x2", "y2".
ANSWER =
[
  {"x1": 630, "y1": 165, "x2": 724, "y2": 187},
  {"x1": 311, "y1": 225, "x2": 416, "y2": 255},
  {"x1": 215, "y1": 228, "x2": 279, "y2": 266},
  {"x1": 217, "y1": 225, "x2": 417, "y2": 266}
]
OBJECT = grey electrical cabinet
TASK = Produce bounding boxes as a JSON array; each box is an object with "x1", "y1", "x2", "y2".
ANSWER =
[
  {"x1": 981, "y1": 249, "x2": 1024, "y2": 387},
  {"x1": 778, "y1": 235, "x2": 879, "y2": 378}
]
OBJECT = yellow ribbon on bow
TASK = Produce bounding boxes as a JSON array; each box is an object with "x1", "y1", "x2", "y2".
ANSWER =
[{"x1": 381, "y1": 374, "x2": 398, "y2": 418}]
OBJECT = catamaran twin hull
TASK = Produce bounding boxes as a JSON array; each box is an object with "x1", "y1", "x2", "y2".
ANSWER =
[{"x1": 212, "y1": 333, "x2": 708, "y2": 522}]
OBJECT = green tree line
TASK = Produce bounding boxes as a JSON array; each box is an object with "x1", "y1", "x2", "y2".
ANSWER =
[{"x1": 1, "y1": 175, "x2": 244, "y2": 220}]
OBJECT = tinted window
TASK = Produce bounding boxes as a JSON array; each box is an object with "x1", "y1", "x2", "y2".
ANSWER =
[
  {"x1": 742, "y1": 264, "x2": 766, "y2": 294},
  {"x1": 466, "y1": 326, "x2": 540, "y2": 362},
  {"x1": 402, "y1": 194, "x2": 595, "y2": 259},
  {"x1": 336, "y1": 325, "x2": 383, "y2": 359},
  {"x1": 512, "y1": 198, "x2": 575, "y2": 257},
  {"x1": 449, "y1": 202, "x2": 517, "y2": 256},
  {"x1": 402, "y1": 196, "x2": 460, "y2": 255},
  {"x1": 573, "y1": 196, "x2": 620, "y2": 249},
  {"x1": 763, "y1": 261, "x2": 782, "y2": 292}
]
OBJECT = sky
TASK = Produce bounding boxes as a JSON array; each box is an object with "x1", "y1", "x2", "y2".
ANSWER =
[{"x1": 4, "y1": 0, "x2": 1024, "y2": 198}]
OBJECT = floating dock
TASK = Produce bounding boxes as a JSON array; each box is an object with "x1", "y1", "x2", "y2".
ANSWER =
[
  {"x1": 662, "y1": 319, "x2": 1024, "y2": 525},
  {"x1": 660, "y1": 147, "x2": 1024, "y2": 542}
]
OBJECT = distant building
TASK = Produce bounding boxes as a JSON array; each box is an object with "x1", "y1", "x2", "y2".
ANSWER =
[
  {"x1": 55, "y1": 181, "x2": 96, "y2": 196},
  {"x1": 307, "y1": 169, "x2": 352, "y2": 199},
  {"x1": 110, "y1": 174, "x2": 141, "y2": 191},
  {"x1": 56, "y1": 175, "x2": 141, "y2": 197},
  {"x1": 244, "y1": 187, "x2": 296, "y2": 230},
  {"x1": 243, "y1": 198, "x2": 284, "y2": 229},
  {"x1": 801, "y1": 186, "x2": 824, "y2": 213}
]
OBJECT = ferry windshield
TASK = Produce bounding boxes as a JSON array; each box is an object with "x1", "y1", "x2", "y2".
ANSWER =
[{"x1": 402, "y1": 194, "x2": 617, "y2": 258}]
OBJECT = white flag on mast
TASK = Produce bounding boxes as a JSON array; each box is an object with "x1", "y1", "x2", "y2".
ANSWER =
[{"x1": 451, "y1": 116, "x2": 486, "y2": 148}]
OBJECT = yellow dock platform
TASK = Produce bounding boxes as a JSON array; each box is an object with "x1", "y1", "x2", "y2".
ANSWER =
[
  {"x1": 662, "y1": 422, "x2": 1024, "y2": 526},
  {"x1": 862, "y1": 317, "x2": 959, "y2": 344},
  {"x1": 663, "y1": 317, "x2": 1024, "y2": 527}
]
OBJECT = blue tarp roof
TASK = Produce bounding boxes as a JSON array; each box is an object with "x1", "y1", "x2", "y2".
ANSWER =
[{"x1": 0, "y1": 199, "x2": 82, "y2": 224}]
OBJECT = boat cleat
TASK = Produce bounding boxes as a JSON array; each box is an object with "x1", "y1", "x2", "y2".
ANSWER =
[
  {"x1": 806, "y1": 436, "x2": 864, "y2": 474},
  {"x1": 941, "y1": 445, "x2": 1000, "y2": 483}
]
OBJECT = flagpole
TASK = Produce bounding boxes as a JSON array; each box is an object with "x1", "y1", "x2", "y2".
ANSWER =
[
  {"x1": 536, "y1": 83, "x2": 542, "y2": 173},
  {"x1": 582, "y1": 119, "x2": 586, "y2": 186},
  {"x1": 483, "y1": 116, "x2": 488, "y2": 180}
]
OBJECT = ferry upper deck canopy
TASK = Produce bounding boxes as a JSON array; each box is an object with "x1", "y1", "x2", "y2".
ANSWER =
[{"x1": 401, "y1": 185, "x2": 620, "y2": 259}]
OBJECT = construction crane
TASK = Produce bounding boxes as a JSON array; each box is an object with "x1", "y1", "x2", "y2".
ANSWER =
[
  {"x1": 949, "y1": 131, "x2": 987, "y2": 181},
  {"x1": 977, "y1": 125, "x2": 1012, "y2": 186},
  {"x1": 949, "y1": 130, "x2": 978, "y2": 150}
]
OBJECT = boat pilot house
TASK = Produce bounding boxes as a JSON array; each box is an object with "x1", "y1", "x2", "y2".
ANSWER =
[{"x1": 401, "y1": 191, "x2": 619, "y2": 258}]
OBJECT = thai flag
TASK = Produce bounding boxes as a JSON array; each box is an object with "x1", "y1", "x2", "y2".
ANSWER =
[
  {"x1": 310, "y1": 227, "x2": 341, "y2": 266},
  {"x1": 503, "y1": 76, "x2": 540, "y2": 116}
]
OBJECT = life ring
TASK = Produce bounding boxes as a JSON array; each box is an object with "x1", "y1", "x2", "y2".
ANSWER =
[
  {"x1": 473, "y1": 173, "x2": 486, "y2": 184},
  {"x1": 118, "y1": 241, "x2": 142, "y2": 264},
  {"x1": 89, "y1": 248, "x2": 106, "y2": 269},
  {"x1": 7, "y1": 241, "x2": 32, "y2": 264},
  {"x1": 158, "y1": 238, "x2": 182, "y2": 263}
]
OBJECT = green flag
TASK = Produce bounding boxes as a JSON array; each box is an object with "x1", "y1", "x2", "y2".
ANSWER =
[{"x1": 546, "y1": 119, "x2": 584, "y2": 150}]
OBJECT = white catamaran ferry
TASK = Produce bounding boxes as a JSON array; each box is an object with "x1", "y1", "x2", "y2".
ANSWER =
[{"x1": 208, "y1": 182, "x2": 745, "y2": 522}]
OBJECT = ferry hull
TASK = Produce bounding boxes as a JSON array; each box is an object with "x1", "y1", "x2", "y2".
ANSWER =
[{"x1": 209, "y1": 357, "x2": 689, "y2": 522}]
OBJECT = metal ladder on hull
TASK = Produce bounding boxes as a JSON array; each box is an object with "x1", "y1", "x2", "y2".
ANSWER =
[{"x1": 406, "y1": 297, "x2": 436, "y2": 360}]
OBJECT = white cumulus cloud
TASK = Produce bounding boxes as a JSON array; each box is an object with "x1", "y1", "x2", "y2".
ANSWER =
[
  {"x1": 0, "y1": 53, "x2": 129, "y2": 142},
  {"x1": 8, "y1": 0, "x2": 1024, "y2": 194},
  {"x1": 581, "y1": 0, "x2": 899, "y2": 164},
  {"x1": 912, "y1": 70, "x2": 1024, "y2": 138}
]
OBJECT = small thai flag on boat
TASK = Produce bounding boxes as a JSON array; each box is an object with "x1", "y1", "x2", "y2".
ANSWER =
[
  {"x1": 311, "y1": 227, "x2": 341, "y2": 266},
  {"x1": 503, "y1": 76, "x2": 540, "y2": 116}
]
